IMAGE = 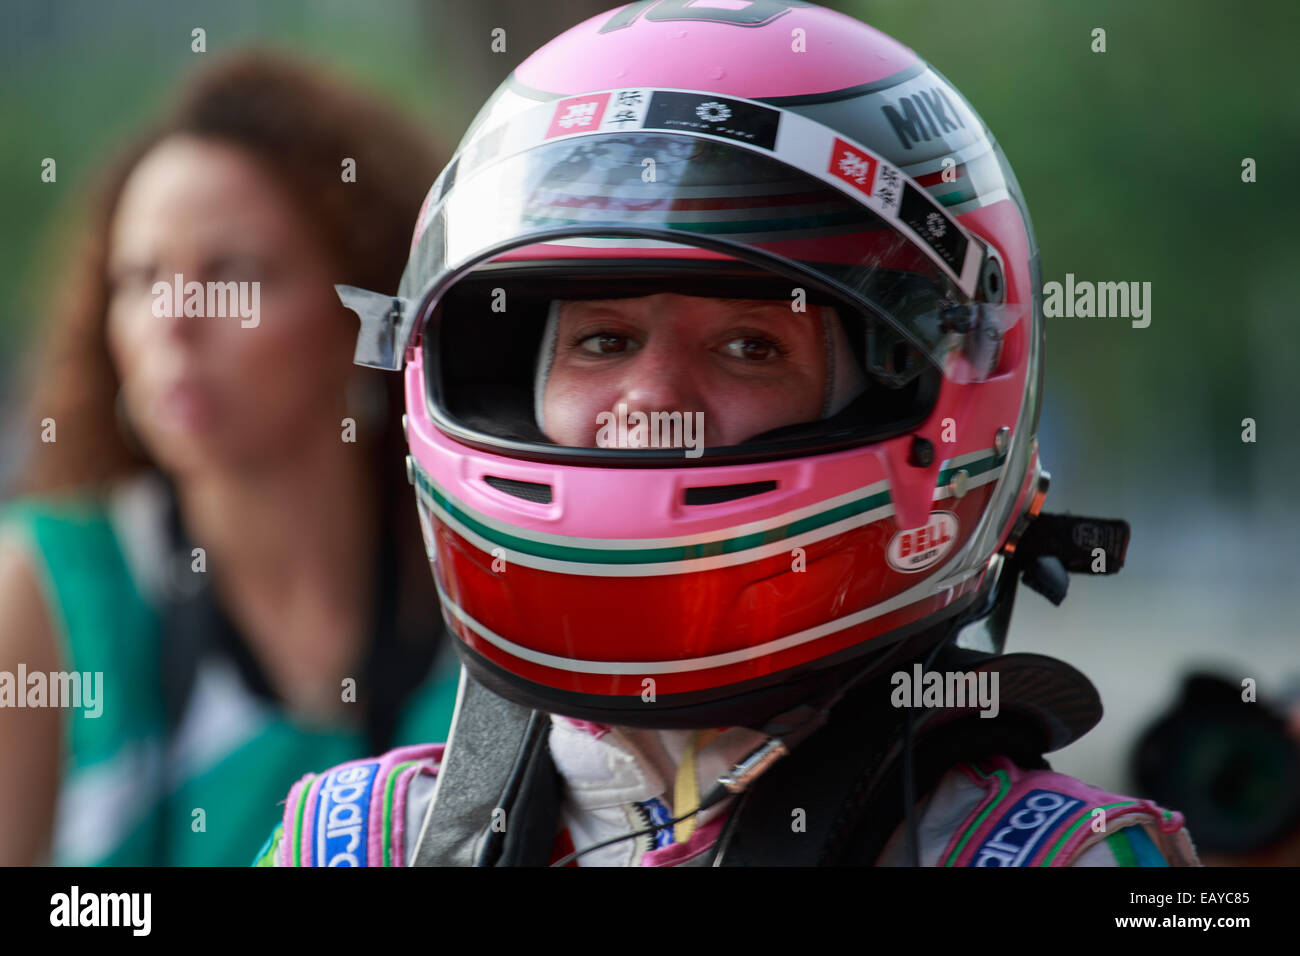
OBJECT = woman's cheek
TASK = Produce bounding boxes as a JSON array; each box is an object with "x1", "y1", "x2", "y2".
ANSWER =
[
  {"x1": 229, "y1": 329, "x2": 332, "y2": 435},
  {"x1": 233, "y1": 280, "x2": 348, "y2": 375},
  {"x1": 710, "y1": 378, "x2": 801, "y2": 443},
  {"x1": 106, "y1": 297, "x2": 152, "y2": 364},
  {"x1": 105, "y1": 310, "x2": 160, "y2": 411},
  {"x1": 544, "y1": 375, "x2": 610, "y2": 445}
]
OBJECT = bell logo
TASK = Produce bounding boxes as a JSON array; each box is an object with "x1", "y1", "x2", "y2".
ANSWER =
[{"x1": 887, "y1": 512, "x2": 958, "y2": 572}]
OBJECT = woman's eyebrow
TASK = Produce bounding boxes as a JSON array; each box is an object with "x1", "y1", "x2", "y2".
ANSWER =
[
  {"x1": 716, "y1": 298, "x2": 803, "y2": 322},
  {"x1": 563, "y1": 298, "x2": 800, "y2": 323},
  {"x1": 562, "y1": 302, "x2": 628, "y2": 320}
]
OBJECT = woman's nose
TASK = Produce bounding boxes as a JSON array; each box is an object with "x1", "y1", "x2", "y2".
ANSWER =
[{"x1": 616, "y1": 336, "x2": 706, "y2": 416}]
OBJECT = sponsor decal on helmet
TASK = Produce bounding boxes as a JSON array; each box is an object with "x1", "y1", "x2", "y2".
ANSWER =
[
  {"x1": 899, "y1": 181, "x2": 967, "y2": 270},
  {"x1": 605, "y1": 88, "x2": 651, "y2": 131},
  {"x1": 880, "y1": 86, "x2": 968, "y2": 151},
  {"x1": 694, "y1": 100, "x2": 731, "y2": 123},
  {"x1": 642, "y1": 91, "x2": 780, "y2": 149},
  {"x1": 887, "y1": 511, "x2": 958, "y2": 572},
  {"x1": 829, "y1": 137, "x2": 879, "y2": 195},
  {"x1": 875, "y1": 164, "x2": 903, "y2": 210},
  {"x1": 546, "y1": 92, "x2": 612, "y2": 138}
]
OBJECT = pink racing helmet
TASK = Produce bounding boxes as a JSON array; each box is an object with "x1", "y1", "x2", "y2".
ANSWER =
[{"x1": 339, "y1": 1, "x2": 1051, "y2": 730}]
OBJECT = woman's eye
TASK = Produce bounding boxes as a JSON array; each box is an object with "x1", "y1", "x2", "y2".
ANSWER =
[
  {"x1": 108, "y1": 265, "x2": 154, "y2": 296},
  {"x1": 721, "y1": 337, "x2": 779, "y2": 361},
  {"x1": 578, "y1": 333, "x2": 634, "y2": 355}
]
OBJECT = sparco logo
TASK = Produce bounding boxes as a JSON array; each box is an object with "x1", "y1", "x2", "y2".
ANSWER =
[
  {"x1": 881, "y1": 86, "x2": 966, "y2": 150},
  {"x1": 316, "y1": 762, "x2": 378, "y2": 866},
  {"x1": 887, "y1": 511, "x2": 958, "y2": 572},
  {"x1": 974, "y1": 791, "x2": 1083, "y2": 866}
]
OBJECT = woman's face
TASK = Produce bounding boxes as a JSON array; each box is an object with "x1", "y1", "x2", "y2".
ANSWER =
[
  {"x1": 106, "y1": 135, "x2": 356, "y2": 476},
  {"x1": 541, "y1": 293, "x2": 827, "y2": 450}
]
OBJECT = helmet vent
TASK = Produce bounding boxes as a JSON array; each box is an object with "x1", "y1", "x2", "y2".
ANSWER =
[
  {"x1": 484, "y1": 475, "x2": 553, "y2": 504},
  {"x1": 683, "y1": 480, "x2": 778, "y2": 506}
]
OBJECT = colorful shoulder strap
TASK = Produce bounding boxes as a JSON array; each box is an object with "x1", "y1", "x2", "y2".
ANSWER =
[
  {"x1": 941, "y1": 755, "x2": 1198, "y2": 866},
  {"x1": 274, "y1": 743, "x2": 444, "y2": 867}
]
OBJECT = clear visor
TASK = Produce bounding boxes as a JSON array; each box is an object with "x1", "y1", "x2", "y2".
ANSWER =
[{"x1": 412, "y1": 132, "x2": 1022, "y2": 463}]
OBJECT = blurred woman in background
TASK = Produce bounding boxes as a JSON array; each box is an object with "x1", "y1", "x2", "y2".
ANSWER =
[{"x1": 0, "y1": 52, "x2": 458, "y2": 865}]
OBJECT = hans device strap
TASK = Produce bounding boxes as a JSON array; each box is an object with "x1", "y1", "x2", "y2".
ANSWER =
[{"x1": 410, "y1": 669, "x2": 544, "y2": 866}]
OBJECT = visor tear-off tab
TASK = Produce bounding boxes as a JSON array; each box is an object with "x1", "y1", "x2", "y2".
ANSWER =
[{"x1": 337, "y1": 284, "x2": 416, "y2": 371}]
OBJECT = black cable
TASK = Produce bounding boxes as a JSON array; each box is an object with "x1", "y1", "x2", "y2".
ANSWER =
[
  {"x1": 556, "y1": 605, "x2": 989, "y2": 869},
  {"x1": 550, "y1": 783, "x2": 731, "y2": 867},
  {"x1": 549, "y1": 651, "x2": 894, "y2": 868}
]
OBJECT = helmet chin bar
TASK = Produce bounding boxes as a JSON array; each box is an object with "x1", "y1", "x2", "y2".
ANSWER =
[
  {"x1": 449, "y1": 584, "x2": 986, "y2": 735},
  {"x1": 450, "y1": 504, "x2": 1128, "y2": 737}
]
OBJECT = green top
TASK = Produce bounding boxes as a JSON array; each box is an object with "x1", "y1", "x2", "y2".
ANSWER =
[{"x1": 0, "y1": 493, "x2": 459, "y2": 866}]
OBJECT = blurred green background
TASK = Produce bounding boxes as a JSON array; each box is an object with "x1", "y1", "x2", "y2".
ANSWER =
[{"x1": 1, "y1": 0, "x2": 1297, "y2": 790}]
